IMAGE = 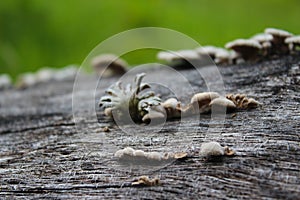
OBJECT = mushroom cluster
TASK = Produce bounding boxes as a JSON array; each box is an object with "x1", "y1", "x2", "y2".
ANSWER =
[
  {"x1": 99, "y1": 74, "x2": 261, "y2": 123},
  {"x1": 16, "y1": 65, "x2": 78, "y2": 89},
  {"x1": 157, "y1": 27, "x2": 299, "y2": 65}
]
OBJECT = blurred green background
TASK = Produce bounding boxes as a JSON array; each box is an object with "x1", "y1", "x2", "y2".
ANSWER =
[{"x1": 1, "y1": 0, "x2": 299, "y2": 79}]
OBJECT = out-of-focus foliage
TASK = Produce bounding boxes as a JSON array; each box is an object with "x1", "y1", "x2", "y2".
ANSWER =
[{"x1": 1, "y1": 0, "x2": 299, "y2": 78}]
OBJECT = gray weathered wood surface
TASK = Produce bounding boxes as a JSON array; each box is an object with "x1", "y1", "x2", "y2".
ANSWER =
[{"x1": 0, "y1": 54, "x2": 299, "y2": 199}]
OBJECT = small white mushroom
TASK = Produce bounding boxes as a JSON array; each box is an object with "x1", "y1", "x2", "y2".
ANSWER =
[
  {"x1": 265, "y1": 28, "x2": 293, "y2": 54},
  {"x1": 35, "y1": 67, "x2": 55, "y2": 83},
  {"x1": 157, "y1": 49, "x2": 201, "y2": 66},
  {"x1": 16, "y1": 73, "x2": 37, "y2": 89},
  {"x1": 225, "y1": 39, "x2": 262, "y2": 61},
  {"x1": 91, "y1": 54, "x2": 128, "y2": 77},
  {"x1": 0, "y1": 74, "x2": 12, "y2": 89},
  {"x1": 285, "y1": 36, "x2": 300, "y2": 52},
  {"x1": 200, "y1": 141, "x2": 235, "y2": 157}
]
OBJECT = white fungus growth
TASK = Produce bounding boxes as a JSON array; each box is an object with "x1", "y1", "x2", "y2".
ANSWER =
[
  {"x1": 157, "y1": 49, "x2": 200, "y2": 63},
  {"x1": 91, "y1": 54, "x2": 128, "y2": 77},
  {"x1": 285, "y1": 36, "x2": 300, "y2": 52},
  {"x1": 200, "y1": 141, "x2": 235, "y2": 157},
  {"x1": 16, "y1": 66, "x2": 78, "y2": 89},
  {"x1": 0, "y1": 74, "x2": 12, "y2": 89},
  {"x1": 196, "y1": 46, "x2": 231, "y2": 64},
  {"x1": 114, "y1": 147, "x2": 187, "y2": 162}
]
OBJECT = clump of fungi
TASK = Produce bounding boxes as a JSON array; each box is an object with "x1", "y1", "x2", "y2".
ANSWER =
[
  {"x1": 114, "y1": 147, "x2": 187, "y2": 165},
  {"x1": 156, "y1": 27, "x2": 298, "y2": 66},
  {"x1": 99, "y1": 74, "x2": 261, "y2": 124}
]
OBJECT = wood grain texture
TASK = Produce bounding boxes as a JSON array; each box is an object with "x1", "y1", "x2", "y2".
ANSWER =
[{"x1": 0, "y1": 54, "x2": 299, "y2": 199}]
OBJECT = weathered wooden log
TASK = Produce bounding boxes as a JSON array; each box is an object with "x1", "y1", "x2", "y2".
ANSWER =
[{"x1": 0, "y1": 54, "x2": 299, "y2": 199}]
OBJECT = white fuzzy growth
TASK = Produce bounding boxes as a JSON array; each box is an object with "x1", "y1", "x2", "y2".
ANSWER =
[{"x1": 200, "y1": 142, "x2": 225, "y2": 156}]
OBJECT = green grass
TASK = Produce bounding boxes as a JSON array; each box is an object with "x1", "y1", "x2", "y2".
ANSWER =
[{"x1": 1, "y1": 0, "x2": 299, "y2": 79}]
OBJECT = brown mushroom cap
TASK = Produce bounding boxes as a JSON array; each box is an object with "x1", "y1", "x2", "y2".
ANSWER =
[{"x1": 225, "y1": 39, "x2": 262, "y2": 61}]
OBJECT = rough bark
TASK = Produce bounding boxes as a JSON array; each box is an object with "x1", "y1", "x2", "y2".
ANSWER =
[{"x1": 0, "y1": 54, "x2": 299, "y2": 199}]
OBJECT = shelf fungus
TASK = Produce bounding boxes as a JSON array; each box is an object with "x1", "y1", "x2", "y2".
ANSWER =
[
  {"x1": 99, "y1": 73, "x2": 162, "y2": 123},
  {"x1": 226, "y1": 93, "x2": 261, "y2": 109},
  {"x1": 200, "y1": 141, "x2": 235, "y2": 157},
  {"x1": 91, "y1": 54, "x2": 128, "y2": 77},
  {"x1": 114, "y1": 147, "x2": 187, "y2": 165},
  {"x1": 132, "y1": 176, "x2": 161, "y2": 187}
]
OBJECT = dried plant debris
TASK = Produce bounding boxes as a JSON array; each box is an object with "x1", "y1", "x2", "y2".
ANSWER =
[
  {"x1": 226, "y1": 93, "x2": 261, "y2": 109},
  {"x1": 200, "y1": 141, "x2": 235, "y2": 157},
  {"x1": 91, "y1": 54, "x2": 128, "y2": 77},
  {"x1": 132, "y1": 176, "x2": 161, "y2": 187},
  {"x1": 99, "y1": 73, "x2": 162, "y2": 122},
  {"x1": 114, "y1": 147, "x2": 187, "y2": 165}
]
